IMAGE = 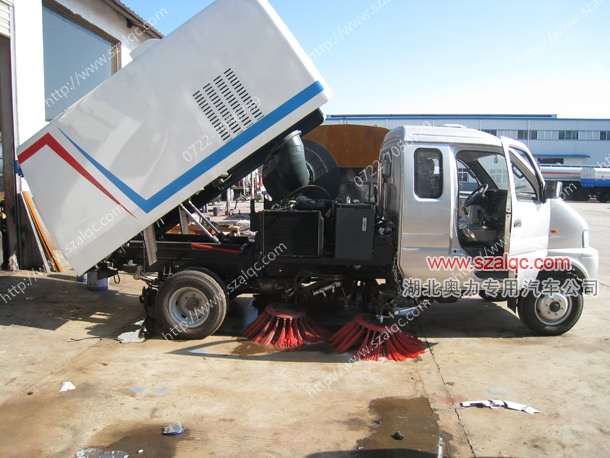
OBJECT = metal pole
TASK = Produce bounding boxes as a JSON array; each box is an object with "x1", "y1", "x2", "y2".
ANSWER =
[
  {"x1": 179, "y1": 204, "x2": 218, "y2": 243},
  {"x1": 188, "y1": 200, "x2": 228, "y2": 242},
  {"x1": 0, "y1": 36, "x2": 19, "y2": 269}
]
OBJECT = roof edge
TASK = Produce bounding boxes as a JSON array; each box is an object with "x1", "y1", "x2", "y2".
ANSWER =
[{"x1": 101, "y1": 0, "x2": 163, "y2": 39}]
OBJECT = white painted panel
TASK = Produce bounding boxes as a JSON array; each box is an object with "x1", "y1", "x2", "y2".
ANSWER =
[{"x1": 17, "y1": 0, "x2": 331, "y2": 274}]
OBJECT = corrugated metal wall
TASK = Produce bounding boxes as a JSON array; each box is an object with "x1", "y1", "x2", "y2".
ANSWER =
[{"x1": 0, "y1": 0, "x2": 12, "y2": 38}]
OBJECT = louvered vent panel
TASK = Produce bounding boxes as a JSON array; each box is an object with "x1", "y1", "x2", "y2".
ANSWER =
[{"x1": 193, "y1": 68, "x2": 264, "y2": 143}]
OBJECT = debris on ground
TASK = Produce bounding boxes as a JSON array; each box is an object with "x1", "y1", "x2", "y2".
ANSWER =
[
  {"x1": 117, "y1": 329, "x2": 145, "y2": 344},
  {"x1": 459, "y1": 400, "x2": 540, "y2": 415},
  {"x1": 128, "y1": 386, "x2": 145, "y2": 395},
  {"x1": 437, "y1": 435, "x2": 445, "y2": 458},
  {"x1": 60, "y1": 381, "x2": 76, "y2": 392},
  {"x1": 161, "y1": 423, "x2": 186, "y2": 436},
  {"x1": 116, "y1": 319, "x2": 147, "y2": 343},
  {"x1": 391, "y1": 431, "x2": 404, "y2": 440},
  {"x1": 75, "y1": 448, "x2": 128, "y2": 458}
]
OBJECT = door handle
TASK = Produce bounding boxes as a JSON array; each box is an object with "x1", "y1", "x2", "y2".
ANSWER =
[{"x1": 513, "y1": 219, "x2": 522, "y2": 228}]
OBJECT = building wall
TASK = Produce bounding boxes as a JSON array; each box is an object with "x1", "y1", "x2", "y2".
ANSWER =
[
  {"x1": 325, "y1": 115, "x2": 610, "y2": 167},
  {"x1": 0, "y1": 0, "x2": 12, "y2": 37},
  {"x1": 56, "y1": 0, "x2": 165, "y2": 67},
  {"x1": 12, "y1": 0, "x2": 160, "y2": 145},
  {"x1": 13, "y1": 0, "x2": 46, "y2": 144}
]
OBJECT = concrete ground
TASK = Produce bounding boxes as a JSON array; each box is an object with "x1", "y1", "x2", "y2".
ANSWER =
[{"x1": 0, "y1": 202, "x2": 608, "y2": 458}]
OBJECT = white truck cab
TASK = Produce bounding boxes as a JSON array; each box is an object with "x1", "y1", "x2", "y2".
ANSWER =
[{"x1": 379, "y1": 125, "x2": 598, "y2": 335}]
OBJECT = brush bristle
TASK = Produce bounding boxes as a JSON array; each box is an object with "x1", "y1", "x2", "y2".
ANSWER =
[
  {"x1": 244, "y1": 305, "x2": 328, "y2": 349},
  {"x1": 330, "y1": 314, "x2": 425, "y2": 361}
]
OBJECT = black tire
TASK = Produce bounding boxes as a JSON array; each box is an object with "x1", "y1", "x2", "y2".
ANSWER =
[
  {"x1": 598, "y1": 189, "x2": 610, "y2": 203},
  {"x1": 518, "y1": 274, "x2": 583, "y2": 336},
  {"x1": 569, "y1": 186, "x2": 589, "y2": 202},
  {"x1": 155, "y1": 270, "x2": 227, "y2": 340}
]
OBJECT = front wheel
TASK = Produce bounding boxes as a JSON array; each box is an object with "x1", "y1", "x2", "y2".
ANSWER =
[
  {"x1": 155, "y1": 270, "x2": 228, "y2": 340},
  {"x1": 518, "y1": 283, "x2": 583, "y2": 336}
]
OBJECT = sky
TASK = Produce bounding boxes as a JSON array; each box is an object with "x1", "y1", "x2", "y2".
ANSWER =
[{"x1": 122, "y1": 0, "x2": 610, "y2": 118}]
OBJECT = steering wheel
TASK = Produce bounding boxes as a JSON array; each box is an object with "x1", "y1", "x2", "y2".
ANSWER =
[{"x1": 464, "y1": 183, "x2": 489, "y2": 208}]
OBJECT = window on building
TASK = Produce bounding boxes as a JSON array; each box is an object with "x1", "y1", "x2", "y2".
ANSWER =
[
  {"x1": 578, "y1": 131, "x2": 599, "y2": 141},
  {"x1": 517, "y1": 130, "x2": 528, "y2": 140},
  {"x1": 538, "y1": 130, "x2": 559, "y2": 141},
  {"x1": 42, "y1": 2, "x2": 120, "y2": 121},
  {"x1": 414, "y1": 149, "x2": 443, "y2": 199},
  {"x1": 601, "y1": 131, "x2": 609, "y2": 141},
  {"x1": 558, "y1": 130, "x2": 578, "y2": 140},
  {"x1": 497, "y1": 129, "x2": 518, "y2": 138},
  {"x1": 457, "y1": 161, "x2": 477, "y2": 185},
  {"x1": 482, "y1": 129, "x2": 497, "y2": 136},
  {"x1": 529, "y1": 130, "x2": 538, "y2": 140}
]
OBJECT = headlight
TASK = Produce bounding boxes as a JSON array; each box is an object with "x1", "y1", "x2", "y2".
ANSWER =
[{"x1": 582, "y1": 230, "x2": 590, "y2": 248}]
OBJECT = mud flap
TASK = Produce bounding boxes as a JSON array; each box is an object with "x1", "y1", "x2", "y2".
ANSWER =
[
  {"x1": 507, "y1": 296, "x2": 518, "y2": 314},
  {"x1": 140, "y1": 286, "x2": 158, "y2": 337}
]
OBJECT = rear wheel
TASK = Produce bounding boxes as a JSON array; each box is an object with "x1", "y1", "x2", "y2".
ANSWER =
[
  {"x1": 156, "y1": 270, "x2": 227, "y2": 340},
  {"x1": 518, "y1": 274, "x2": 583, "y2": 336},
  {"x1": 568, "y1": 185, "x2": 589, "y2": 202},
  {"x1": 598, "y1": 189, "x2": 610, "y2": 203}
]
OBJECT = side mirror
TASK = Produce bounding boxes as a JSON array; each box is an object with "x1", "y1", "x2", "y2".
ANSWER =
[{"x1": 543, "y1": 181, "x2": 563, "y2": 200}]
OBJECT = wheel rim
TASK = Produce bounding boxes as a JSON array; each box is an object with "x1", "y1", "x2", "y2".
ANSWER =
[
  {"x1": 168, "y1": 287, "x2": 211, "y2": 329},
  {"x1": 534, "y1": 292, "x2": 571, "y2": 326}
]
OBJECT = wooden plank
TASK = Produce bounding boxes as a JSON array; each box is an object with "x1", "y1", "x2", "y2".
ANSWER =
[
  {"x1": 18, "y1": 193, "x2": 51, "y2": 272},
  {"x1": 304, "y1": 124, "x2": 390, "y2": 168},
  {"x1": 22, "y1": 191, "x2": 62, "y2": 272}
]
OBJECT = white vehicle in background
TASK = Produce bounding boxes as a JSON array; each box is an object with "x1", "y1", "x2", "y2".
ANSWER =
[{"x1": 540, "y1": 165, "x2": 610, "y2": 202}]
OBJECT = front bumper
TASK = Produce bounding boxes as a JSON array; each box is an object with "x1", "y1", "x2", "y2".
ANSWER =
[{"x1": 547, "y1": 247, "x2": 599, "y2": 288}]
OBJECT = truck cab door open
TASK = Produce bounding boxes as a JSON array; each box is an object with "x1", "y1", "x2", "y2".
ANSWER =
[
  {"x1": 399, "y1": 145, "x2": 457, "y2": 282},
  {"x1": 454, "y1": 148, "x2": 511, "y2": 280},
  {"x1": 503, "y1": 139, "x2": 550, "y2": 288}
]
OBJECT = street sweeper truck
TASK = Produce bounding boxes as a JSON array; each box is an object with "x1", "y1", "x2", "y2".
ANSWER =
[{"x1": 17, "y1": 0, "x2": 598, "y2": 346}]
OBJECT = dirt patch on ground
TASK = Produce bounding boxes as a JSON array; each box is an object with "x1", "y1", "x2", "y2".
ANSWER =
[
  {"x1": 356, "y1": 397, "x2": 440, "y2": 455},
  {"x1": 77, "y1": 423, "x2": 187, "y2": 458}
]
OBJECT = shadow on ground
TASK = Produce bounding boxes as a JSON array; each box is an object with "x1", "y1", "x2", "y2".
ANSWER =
[
  {"x1": 0, "y1": 272, "x2": 534, "y2": 345},
  {"x1": 306, "y1": 450, "x2": 437, "y2": 457},
  {"x1": 166, "y1": 337, "x2": 355, "y2": 363},
  {"x1": 0, "y1": 273, "x2": 141, "y2": 338},
  {"x1": 418, "y1": 298, "x2": 532, "y2": 338}
]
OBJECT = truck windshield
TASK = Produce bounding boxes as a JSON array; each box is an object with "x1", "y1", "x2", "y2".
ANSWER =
[
  {"x1": 477, "y1": 154, "x2": 509, "y2": 190},
  {"x1": 456, "y1": 151, "x2": 509, "y2": 191}
]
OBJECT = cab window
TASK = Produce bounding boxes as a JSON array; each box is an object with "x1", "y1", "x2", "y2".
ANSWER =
[
  {"x1": 511, "y1": 157, "x2": 539, "y2": 201},
  {"x1": 414, "y1": 149, "x2": 442, "y2": 199}
]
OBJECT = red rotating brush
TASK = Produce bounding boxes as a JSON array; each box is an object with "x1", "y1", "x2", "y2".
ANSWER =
[
  {"x1": 330, "y1": 314, "x2": 425, "y2": 361},
  {"x1": 244, "y1": 305, "x2": 329, "y2": 349}
]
